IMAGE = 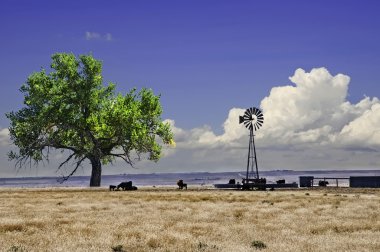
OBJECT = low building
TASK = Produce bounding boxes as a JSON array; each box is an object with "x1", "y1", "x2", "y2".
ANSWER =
[
  {"x1": 349, "y1": 176, "x2": 380, "y2": 188},
  {"x1": 299, "y1": 176, "x2": 314, "y2": 187}
]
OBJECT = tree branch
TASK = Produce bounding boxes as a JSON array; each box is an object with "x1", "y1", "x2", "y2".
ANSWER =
[
  {"x1": 57, "y1": 156, "x2": 86, "y2": 184},
  {"x1": 108, "y1": 152, "x2": 137, "y2": 168},
  {"x1": 56, "y1": 152, "x2": 77, "y2": 172}
]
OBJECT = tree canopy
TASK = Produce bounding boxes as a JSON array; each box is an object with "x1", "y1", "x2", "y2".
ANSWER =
[{"x1": 7, "y1": 53, "x2": 173, "y2": 186}]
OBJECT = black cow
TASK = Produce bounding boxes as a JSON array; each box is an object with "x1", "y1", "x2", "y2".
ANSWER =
[
  {"x1": 117, "y1": 181, "x2": 138, "y2": 190},
  {"x1": 177, "y1": 180, "x2": 187, "y2": 190},
  {"x1": 318, "y1": 180, "x2": 329, "y2": 187},
  {"x1": 276, "y1": 179, "x2": 285, "y2": 184}
]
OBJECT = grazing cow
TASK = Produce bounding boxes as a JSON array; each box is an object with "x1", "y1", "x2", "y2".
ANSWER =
[
  {"x1": 109, "y1": 185, "x2": 117, "y2": 191},
  {"x1": 117, "y1": 181, "x2": 135, "y2": 190},
  {"x1": 177, "y1": 180, "x2": 187, "y2": 190}
]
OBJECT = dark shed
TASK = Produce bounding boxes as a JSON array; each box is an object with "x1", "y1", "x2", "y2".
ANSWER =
[
  {"x1": 299, "y1": 176, "x2": 314, "y2": 187},
  {"x1": 349, "y1": 176, "x2": 380, "y2": 188}
]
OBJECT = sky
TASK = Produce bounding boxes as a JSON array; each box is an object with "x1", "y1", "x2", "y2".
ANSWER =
[{"x1": 0, "y1": 0, "x2": 380, "y2": 177}]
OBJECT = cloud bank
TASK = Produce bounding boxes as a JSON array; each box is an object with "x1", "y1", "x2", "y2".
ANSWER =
[{"x1": 158, "y1": 67, "x2": 380, "y2": 172}]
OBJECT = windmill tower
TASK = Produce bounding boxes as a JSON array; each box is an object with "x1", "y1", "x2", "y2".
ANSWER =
[{"x1": 239, "y1": 107, "x2": 264, "y2": 187}]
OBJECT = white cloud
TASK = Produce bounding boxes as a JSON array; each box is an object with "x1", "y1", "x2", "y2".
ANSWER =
[
  {"x1": 217, "y1": 108, "x2": 246, "y2": 143},
  {"x1": 337, "y1": 103, "x2": 380, "y2": 148},
  {"x1": 261, "y1": 68, "x2": 350, "y2": 140},
  {"x1": 85, "y1": 31, "x2": 113, "y2": 41},
  {"x1": 258, "y1": 67, "x2": 380, "y2": 149},
  {"x1": 0, "y1": 128, "x2": 10, "y2": 146},
  {"x1": 105, "y1": 33, "x2": 113, "y2": 41},
  {"x1": 85, "y1": 31, "x2": 101, "y2": 40}
]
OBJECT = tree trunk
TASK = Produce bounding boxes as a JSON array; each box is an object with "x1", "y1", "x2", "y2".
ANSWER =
[{"x1": 90, "y1": 157, "x2": 102, "y2": 187}]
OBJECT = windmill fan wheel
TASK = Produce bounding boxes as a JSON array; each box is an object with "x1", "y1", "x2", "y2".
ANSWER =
[{"x1": 239, "y1": 107, "x2": 264, "y2": 131}]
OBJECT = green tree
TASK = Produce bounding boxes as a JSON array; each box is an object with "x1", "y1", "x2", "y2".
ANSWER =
[{"x1": 6, "y1": 53, "x2": 173, "y2": 186}]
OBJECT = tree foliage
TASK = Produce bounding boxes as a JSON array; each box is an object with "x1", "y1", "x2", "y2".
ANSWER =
[{"x1": 7, "y1": 53, "x2": 173, "y2": 186}]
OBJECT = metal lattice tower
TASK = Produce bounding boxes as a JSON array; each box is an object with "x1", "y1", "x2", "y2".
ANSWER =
[{"x1": 239, "y1": 107, "x2": 264, "y2": 181}]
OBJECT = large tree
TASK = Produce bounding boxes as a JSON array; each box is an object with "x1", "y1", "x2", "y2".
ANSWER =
[{"x1": 6, "y1": 53, "x2": 173, "y2": 186}]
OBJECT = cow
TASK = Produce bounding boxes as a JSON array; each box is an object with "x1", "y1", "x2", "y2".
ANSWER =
[
  {"x1": 276, "y1": 179, "x2": 285, "y2": 184},
  {"x1": 117, "y1": 181, "x2": 137, "y2": 190},
  {"x1": 318, "y1": 180, "x2": 329, "y2": 187},
  {"x1": 177, "y1": 180, "x2": 187, "y2": 190}
]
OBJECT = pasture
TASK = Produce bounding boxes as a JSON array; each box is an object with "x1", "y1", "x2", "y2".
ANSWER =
[{"x1": 0, "y1": 187, "x2": 379, "y2": 251}]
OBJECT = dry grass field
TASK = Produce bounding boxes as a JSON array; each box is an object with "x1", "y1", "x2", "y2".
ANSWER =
[{"x1": 0, "y1": 187, "x2": 379, "y2": 252}]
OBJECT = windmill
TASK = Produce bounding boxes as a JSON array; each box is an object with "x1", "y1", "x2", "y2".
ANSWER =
[{"x1": 239, "y1": 107, "x2": 265, "y2": 189}]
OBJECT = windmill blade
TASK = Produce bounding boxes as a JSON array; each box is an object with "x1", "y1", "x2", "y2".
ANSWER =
[
  {"x1": 254, "y1": 110, "x2": 261, "y2": 117},
  {"x1": 244, "y1": 110, "x2": 251, "y2": 118},
  {"x1": 244, "y1": 121, "x2": 252, "y2": 129}
]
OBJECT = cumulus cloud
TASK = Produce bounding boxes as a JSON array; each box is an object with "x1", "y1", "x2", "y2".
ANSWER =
[
  {"x1": 159, "y1": 67, "x2": 380, "y2": 171},
  {"x1": 261, "y1": 68, "x2": 349, "y2": 137},
  {"x1": 85, "y1": 31, "x2": 113, "y2": 41},
  {"x1": 0, "y1": 128, "x2": 10, "y2": 146},
  {"x1": 337, "y1": 103, "x2": 380, "y2": 148},
  {"x1": 259, "y1": 68, "x2": 380, "y2": 150}
]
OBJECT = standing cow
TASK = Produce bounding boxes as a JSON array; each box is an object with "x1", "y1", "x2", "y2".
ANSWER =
[{"x1": 177, "y1": 180, "x2": 187, "y2": 190}]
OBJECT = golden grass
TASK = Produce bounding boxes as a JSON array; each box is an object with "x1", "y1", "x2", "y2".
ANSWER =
[{"x1": 0, "y1": 187, "x2": 379, "y2": 252}]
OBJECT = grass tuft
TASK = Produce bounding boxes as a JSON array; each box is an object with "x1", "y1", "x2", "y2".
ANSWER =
[
  {"x1": 251, "y1": 240, "x2": 267, "y2": 249},
  {"x1": 1, "y1": 224, "x2": 24, "y2": 233},
  {"x1": 7, "y1": 245, "x2": 26, "y2": 252},
  {"x1": 147, "y1": 238, "x2": 160, "y2": 249},
  {"x1": 111, "y1": 244, "x2": 125, "y2": 252}
]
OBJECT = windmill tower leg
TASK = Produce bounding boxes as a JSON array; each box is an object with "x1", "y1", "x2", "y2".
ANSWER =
[
  {"x1": 252, "y1": 130, "x2": 259, "y2": 179},
  {"x1": 246, "y1": 129, "x2": 252, "y2": 181},
  {"x1": 246, "y1": 128, "x2": 260, "y2": 181}
]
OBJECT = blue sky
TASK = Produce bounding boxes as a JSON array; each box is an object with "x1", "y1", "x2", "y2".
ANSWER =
[{"x1": 0, "y1": 0, "x2": 380, "y2": 177}]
